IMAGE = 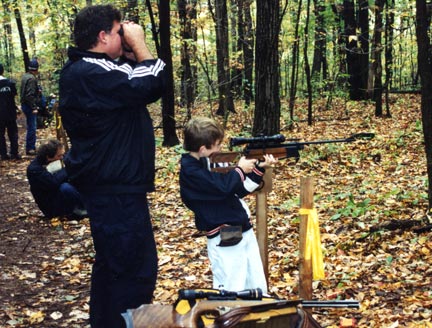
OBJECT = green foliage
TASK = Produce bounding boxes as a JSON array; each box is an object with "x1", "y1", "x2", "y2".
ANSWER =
[
  {"x1": 0, "y1": 0, "x2": 420, "y2": 104},
  {"x1": 280, "y1": 198, "x2": 300, "y2": 213},
  {"x1": 330, "y1": 192, "x2": 375, "y2": 221}
]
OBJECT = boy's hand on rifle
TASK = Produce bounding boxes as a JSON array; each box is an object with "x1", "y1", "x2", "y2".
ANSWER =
[
  {"x1": 258, "y1": 154, "x2": 277, "y2": 168},
  {"x1": 237, "y1": 156, "x2": 257, "y2": 173}
]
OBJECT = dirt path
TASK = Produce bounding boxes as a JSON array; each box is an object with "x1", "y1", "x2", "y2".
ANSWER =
[{"x1": 0, "y1": 120, "x2": 92, "y2": 327}]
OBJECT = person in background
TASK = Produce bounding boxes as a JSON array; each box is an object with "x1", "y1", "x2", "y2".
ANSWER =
[
  {"x1": 20, "y1": 58, "x2": 41, "y2": 155},
  {"x1": 26, "y1": 139, "x2": 86, "y2": 219},
  {"x1": 0, "y1": 63, "x2": 21, "y2": 160},
  {"x1": 59, "y1": 4, "x2": 166, "y2": 328},
  {"x1": 180, "y1": 117, "x2": 277, "y2": 294}
]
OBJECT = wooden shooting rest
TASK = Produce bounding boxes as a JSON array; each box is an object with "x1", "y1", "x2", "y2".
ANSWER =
[
  {"x1": 254, "y1": 168, "x2": 272, "y2": 285},
  {"x1": 210, "y1": 159, "x2": 315, "y2": 301}
]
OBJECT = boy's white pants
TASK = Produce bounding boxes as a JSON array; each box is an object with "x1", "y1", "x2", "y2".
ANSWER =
[{"x1": 207, "y1": 229, "x2": 268, "y2": 294}]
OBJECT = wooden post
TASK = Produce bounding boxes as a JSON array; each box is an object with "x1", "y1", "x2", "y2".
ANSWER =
[
  {"x1": 54, "y1": 104, "x2": 69, "y2": 152},
  {"x1": 299, "y1": 176, "x2": 313, "y2": 301},
  {"x1": 255, "y1": 168, "x2": 272, "y2": 284}
]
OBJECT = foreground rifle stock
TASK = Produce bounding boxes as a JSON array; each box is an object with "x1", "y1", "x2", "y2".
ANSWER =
[
  {"x1": 123, "y1": 288, "x2": 359, "y2": 328},
  {"x1": 210, "y1": 132, "x2": 374, "y2": 173}
]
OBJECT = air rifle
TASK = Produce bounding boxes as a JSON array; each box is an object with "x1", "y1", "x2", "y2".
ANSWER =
[
  {"x1": 210, "y1": 132, "x2": 374, "y2": 172},
  {"x1": 122, "y1": 288, "x2": 359, "y2": 328},
  {"x1": 178, "y1": 287, "x2": 360, "y2": 309}
]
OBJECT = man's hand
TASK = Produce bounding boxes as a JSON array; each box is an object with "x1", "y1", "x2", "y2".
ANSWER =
[{"x1": 121, "y1": 21, "x2": 154, "y2": 62}]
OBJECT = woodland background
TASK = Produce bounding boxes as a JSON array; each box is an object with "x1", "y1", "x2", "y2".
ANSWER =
[{"x1": 1, "y1": 0, "x2": 432, "y2": 327}]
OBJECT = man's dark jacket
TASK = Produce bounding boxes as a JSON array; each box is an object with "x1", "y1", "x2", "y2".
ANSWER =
[
  {"x1": 20, "y1": 72, "x2": 40, "y2": 109},
  {"x1": 0, "y1": 77, "x2": 17, "y2": 121},
  {"x1": 59, "y1": 48, "x2": 166, "y2": 194}
]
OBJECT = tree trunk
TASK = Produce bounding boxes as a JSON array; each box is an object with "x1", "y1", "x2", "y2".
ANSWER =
[
  {"x1": 358, "y1": 0, "x2": 369, "y2": 98},
  {"x1": 1, "y1": 0, "x2": 14, "y2": 72},
  {"x1": 210, "y1": 0, "x2": 235, "y2": 117},
  {"x1": 242, "y1": 0, "x2": 254, "y2": 106},
  {"x1": 343, "y1": 0, "x2": 368, "y2": 100},
  {"x1": 311, "y1": 0, "x2": 327, "y2": 81},
  {"x1": 384, "y1": 0, "x2": 394, "y2": 117},
  {"x1": 124, "y1": 0, "x2": 139, "y2": 22},
  {"x1": 196, "y1": 25, "x2": 217, "y2": 113},
  {"x1": 253, "y1": 0, "x2": 280, "y2": 135},
  {"x1": 46, "y1": 0, "x2": 68, "y2": 68},
  {"x1": 331, "y1": 4, "x2": 348, "y2": 98},
  {"x1": 288, "y1": 0, "x2": 302, "y2": 123},
  {"x1": 304, "y1": 0, "x2": 313, "y2": 125},
  {"x1": 146, "y1": 0, "x2": 161, "y2": 55},
  {"x1": 13, "y1": 0, "x2": 30, "y2": 71},
  {"x1": 158, "y1": 0, "x2": 180, "y2": 147},
  {"x1": 372, "y1": 0, "x2": 384, "y2": 117},
  {"x1": 26, "y1": 3, "x2": 36, "y2": 58},
  {"x1": 231, "y1": 0, "x2": 242, "y2": 98},
  {"x1": 178, "y1": 0, "x2": 198, "y2": 119},
  {"x1": 415, "y1": 0, "x2": 432, "y2": 209}
]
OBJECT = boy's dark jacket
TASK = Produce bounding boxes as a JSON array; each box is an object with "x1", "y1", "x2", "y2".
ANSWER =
[
  {"x1": 59, "y1": 48, "x2": 166, "y2": 194},
  {"x1": 180, "y1": 153, "x2": 265, "y2": 233}
]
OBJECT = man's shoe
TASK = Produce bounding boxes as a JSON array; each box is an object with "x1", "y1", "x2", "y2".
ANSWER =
[
  {"x1": 11, "y1": 154, "x2": 22, "y2": 160},
  {"x1": 1, "y1": 154, "x2": 11, "y2": 160},
  {"x1": 26, "y1": 150, "x2": 36, "y2": 156},
  {"x1": 73, "y1": 207, "x2": 88, "y2": 217}
]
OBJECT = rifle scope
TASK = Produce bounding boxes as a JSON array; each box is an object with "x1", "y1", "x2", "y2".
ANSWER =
[
  {"x1": 230, "y1": 134, "x2": 285, "y2": 148},
  {"x1": 179, "y1": 288, "x2": 263, "y2": 301}
]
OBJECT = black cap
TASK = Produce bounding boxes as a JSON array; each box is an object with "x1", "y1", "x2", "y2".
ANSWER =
[{"x1": 28, "y1": 59, "x2": 39, "y2": 71}]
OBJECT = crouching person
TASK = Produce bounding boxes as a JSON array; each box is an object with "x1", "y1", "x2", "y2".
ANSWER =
[{"x1": 27, "y1": 139, "x2": 86, "y2": 219}]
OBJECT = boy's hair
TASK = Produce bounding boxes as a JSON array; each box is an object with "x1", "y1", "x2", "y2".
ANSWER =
[
  {"x1": 37, "y1": 139, "x2": 63, "y2": 162},
  {"x1": 183, "y1": 117, "x2": 224, "y2": 152},
  {"x1": 74, "y1": 4, "x2": 122, "y2": 50}
]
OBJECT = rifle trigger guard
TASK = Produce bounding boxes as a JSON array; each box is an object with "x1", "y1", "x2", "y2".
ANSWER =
[{"x1": 216, "y1": 306, "x2": 232, "y2": 315}]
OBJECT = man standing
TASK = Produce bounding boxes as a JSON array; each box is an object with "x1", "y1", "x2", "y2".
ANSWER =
[
  {"x1": 0, "y1": 63, "x2": 21, "y2": 160},
  {"x1": 20, "y1": 58, "x2": 41, "y2": 155},
  {"x1": 27, "y1": 139, "x2": 86, "y2": 219},
  {"x1": 59, "y1": 4, "x2": 166, "y2": 328}
]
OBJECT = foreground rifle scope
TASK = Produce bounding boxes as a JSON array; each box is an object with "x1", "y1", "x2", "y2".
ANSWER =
[
  {"x1": 179, "y1": 288, "x2": 263, "y2": 301},
  {"x1": 230, "y1": 134, "x2": 286, "y2": 148}
]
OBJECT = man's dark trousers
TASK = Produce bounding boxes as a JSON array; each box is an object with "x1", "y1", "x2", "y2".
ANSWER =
[
  {"x1": 0, "y1": 120, "x2": 18, "y2": 157},
  {"x1": 83, "y1": 193, "x2": 158, "y2": 328}
]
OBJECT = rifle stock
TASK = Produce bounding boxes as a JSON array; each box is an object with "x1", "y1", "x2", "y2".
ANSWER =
[{"x1": 123, "y1": 299, "x2": 287, "y2": 328}]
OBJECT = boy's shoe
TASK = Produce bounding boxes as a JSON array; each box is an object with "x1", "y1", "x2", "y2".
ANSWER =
[
  {"x1": 26, "y1": 149, "x2": 36, "y2": 155},
  {"x1": 1, "y1": 154, "x2": 11, "y2": 160},
  {"x1": 11, "y1": 154, "x2": 22, "y2": 160}
]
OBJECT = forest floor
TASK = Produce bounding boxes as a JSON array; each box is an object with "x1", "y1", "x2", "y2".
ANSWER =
[{"x1": 1, "y1": 95, "x2": 432, "y2": 328}]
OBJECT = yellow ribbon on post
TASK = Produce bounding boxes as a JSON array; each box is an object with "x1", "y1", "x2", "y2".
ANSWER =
[{"x1": 299, "y1": 208, "x2": 325, "y2": 280}]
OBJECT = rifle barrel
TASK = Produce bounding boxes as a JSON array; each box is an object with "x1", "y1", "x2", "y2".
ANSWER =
[
  {"x1": 290, "y1": 138, "x2": 355, "y2": 146},
  {"x1": 244, "y1": 132, "x2": 374, "y2": 148},
  {"x1": 301, "y1": 300, "x2": 360, "y2": 309}
]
